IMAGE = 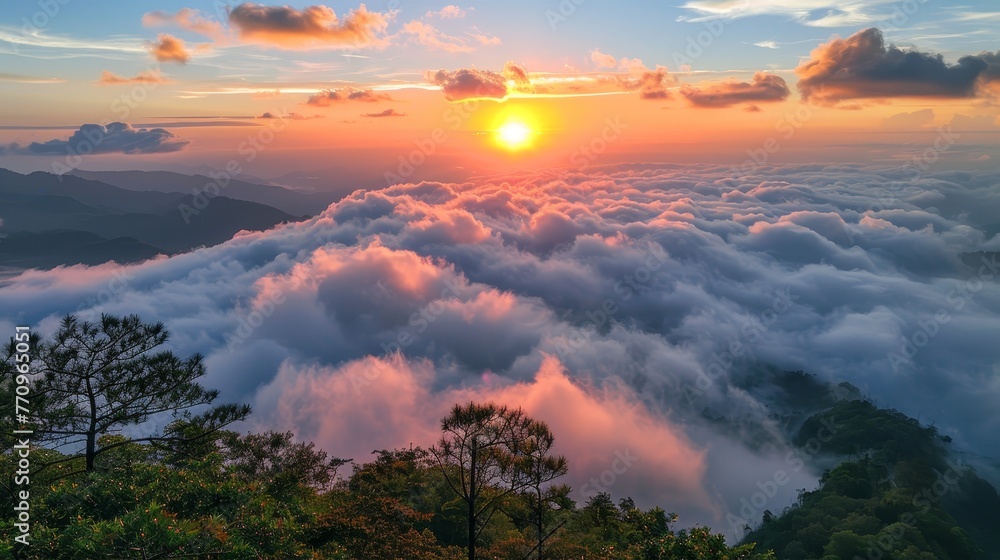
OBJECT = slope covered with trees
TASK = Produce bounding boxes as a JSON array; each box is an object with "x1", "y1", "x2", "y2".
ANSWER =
[
  {"x1": 742, "y1": 386, "x2": 1000, "y2": 560},
  {"x1": 2, "y1": 314, "x2": 997, "y2": 559},
  {"x1": 0, "y1": 313, "x2": 774, "y2": 559}
]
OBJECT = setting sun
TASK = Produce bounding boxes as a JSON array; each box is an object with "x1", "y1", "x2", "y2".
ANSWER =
[{"x1": 495, "y1": 121, "x2": 533, "y2": 150}]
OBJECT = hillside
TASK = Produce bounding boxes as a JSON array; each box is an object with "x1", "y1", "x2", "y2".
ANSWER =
[
  {"x1": 741, "y1": 375, "x2": 1000, "y2": 560},
  {"x1": 69, "y1": 169, "x2": 340, "y2": 217},
  {"x1": 0, "y1": 168, "x2": 300, "y2": 269}
]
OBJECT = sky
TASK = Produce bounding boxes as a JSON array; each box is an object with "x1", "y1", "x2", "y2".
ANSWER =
[
  {"x1": 1, "y1": 0, "x2": 999, "y2": 180},
  {"x1": 2, "y1": 0, "x2": 1000, "y2": 541}
]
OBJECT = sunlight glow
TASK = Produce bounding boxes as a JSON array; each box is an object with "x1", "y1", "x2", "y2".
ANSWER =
[{"x1": 495, "y1": 121, "x2": 533, "y2": 151}]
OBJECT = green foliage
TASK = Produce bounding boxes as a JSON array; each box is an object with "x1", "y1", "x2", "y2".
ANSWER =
[
  {"x1": 794, "y1": 400, "x2": 945, "y2": 466},
  {"x1": 746, "y1": 398, "x2": 1000, "y2": 560},
  {"x1": 28, "y1": 314, "x2": 250, "y2": 473},
  {"x1": 8, "y1": 323, "x2": 990, "y2": 560}
]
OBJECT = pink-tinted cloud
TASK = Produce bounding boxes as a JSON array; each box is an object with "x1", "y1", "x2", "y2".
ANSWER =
[
  {"x1": 590, "y1": 49, "x2": 648, "y2": 74},
  {"x1": 257, "y1": 111, "x2": 322, "y2": 120},
  {"x1": 429, "y1": 62, "x2": 530, "y2": 101},
  {"x1": 590, "y1": 48, "x2": 618, "y2": 69},
  {"x1": 400, "y1": 20, "x2": 474, "y2": 53},
  {"x1": 630, "y1": 66, "x2": 673, "y2": 100},
  {"x1": 469, "y1": 30, "x2": 501, "y2": 46},
  {"x1": 681, "y1": 72, "x2": 790, "y2": 108},
  {"x1": 306, "y1": 87, "x2": 392, "y2": 106},
  {"x1": 430, "y1": 67, "x2": 507, "y2": 100},
  {"x1": 363, "y1": 108, "x2": 406, "y2": 117},
  {"x1": 228, "y1": 3, "x2": 390, "y2": 49},
  {"x1": 149, "y1": 33, "x2": 190, "y2": 64},
  {"x1": 97, "y1": 70, "x2": 167, "y2": 85},
  {"x1": 589, "y1": 51, "x2": 675, "y2": 99},
  {"x1": 425, "y1": 5, "x2": 467, "y2": 19},
  {"x1": 252, "y1": 354, "x2": 715, "y2": 514},
  {"x1": 142, "y1": 8, "x2": 224, "y2": 39}
]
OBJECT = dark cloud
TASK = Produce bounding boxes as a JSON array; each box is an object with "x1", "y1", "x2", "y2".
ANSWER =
[
  {"x1": 681, "y1": 72, "x2": 790, "y2": 108},
  {"x1": 227, "y1": 3, "x2": 389, "y2": 49},
  {"x1": 305, "y1": 87, "x2": 391, "y2": 106},
  {"x1": 362, "y1": 108, "x2": 405, "y2": 117},
  {"x1": 797, "y1": 28, "x2": 988, "y2": 103},
  {"x1": 976, "y1": 50, "x2": 1000, "y2": 83},
  {"x1": 3, "y1": 122, "x2": 190, "y2": 155},
  {"x1": 149, "y1": 33, "x2": 190, "y2": 64}
]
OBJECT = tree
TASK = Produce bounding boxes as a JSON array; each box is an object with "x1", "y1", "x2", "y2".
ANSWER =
[
  {"x1": 430, "y1": 402, "x2": 562, "y2": 560},
  {"x1": 32, "y1": 314, "x2": 249, "y2": 474},
  {"x1": 220, "y1": 430, "x2": 349, "y2": 495},
  {"x1": 517, "y1": 421, "x2": 569, "y2": 560}
]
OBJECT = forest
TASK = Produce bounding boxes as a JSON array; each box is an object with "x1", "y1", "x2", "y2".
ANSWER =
[{"x1": 1, "y1": 314, "x2": 996, "y2": 559}]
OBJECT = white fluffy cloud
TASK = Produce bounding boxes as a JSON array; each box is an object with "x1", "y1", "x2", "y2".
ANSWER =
[{"x1": 2, "y1": 163, "x2": 999, "y2": 534}]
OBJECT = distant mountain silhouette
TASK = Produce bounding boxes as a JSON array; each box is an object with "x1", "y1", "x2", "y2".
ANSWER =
[
  {"x1": 0, "y1": 168, "x2": 299, "y2": 269},
  {"x1": 0, "y1": 230, "x2": 162, "y2": 269},
  {"x1": 69, "y1": 169, "x2": 340, "y2": 217}
]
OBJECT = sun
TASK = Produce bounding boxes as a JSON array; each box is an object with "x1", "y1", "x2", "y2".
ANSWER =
[{"x1": 495, "y1": 120, "x2": 533, "y2": 151}]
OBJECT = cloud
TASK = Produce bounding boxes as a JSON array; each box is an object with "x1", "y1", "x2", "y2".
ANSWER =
[
  {"x1": 977, "y1": 50, "x2": 1000, "y2": 84},
  {"x1": 399, "y1": 20, "x2": 474, "y2": 53},
  {"x1": 425, "y1": 5, "x2": 467, "y2": 19},
  {"x1": 468, "y1": 28, "x2": 501, "y2": 46},
  {"x1": 429, "y1": 67, "x2": 507, "y2": 101},
  {"x1": 680, "y1": 0, "x2": 905, "y2": 27},
  {"x1": 149, "y1": 33, "x2": 191, "y2": 64},
  {"x1": 753, "y1": 41, "x2": 779, "y2": 49},
  {"x1": 362, "y1": 108, "x2": 405, "y2": 117},
  {"x1": 882, "y1": 108, "x2": 935, "y2": 130},
  {"x1": 590, "y1": 48, "x2": 619, "y2": 69},
  {"x1": 949, "y1": 113, "x2": 1000, "y2": 131},
  {"x1": 796, "y1": 28, "x2": 989, "y2": 104},
  {"x1": 227, "y1": 2, "x2": 390, "y2": 49},
  {"x1": 681, "y1": 72, "x2": 790, "y2": 108},
  {"x1": 142, "y1": 8, "x2": 224, "y2": 39},
  {"x1": 0, "y1": 73, "x2": 66, "y2": 84},
  {"x1": 257, "y1": 112, "x2": 322, "y2": 120},
  {"x1": 587, "y1": 51, "x2": 675, "y2": 99},
  {"x1": 4, "y1": 164, "x2": 1000, "y2": 534},
  {"x1": 3, "y1": 122, "x2": 190, "y2": 155},
  {"x1": 628, "y1": 66, "x2": 675, "y2": 100},
  {"x1": 97, "y1": 70, "x2": 167, "y2": 85},
  {"x1": 589, "y1": 49, "x2": 658, "y2": 75},
  {"x1": 305, "y1": 87, "x2": 392, "y2": 106},
  {"x1": 255, "y1": 354, "x2": 716, "y2": 513},
  {"x1": 425, "y1": 63, "x2": 531, "y2": 103}
]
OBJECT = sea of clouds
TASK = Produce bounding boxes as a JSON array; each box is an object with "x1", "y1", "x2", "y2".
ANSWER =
[{"x1": 2, "y1": 162, "x2": 998, "y2": 536}]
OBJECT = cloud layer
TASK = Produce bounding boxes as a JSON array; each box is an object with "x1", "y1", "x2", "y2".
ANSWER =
[{"x1": 2, "y1": 164, "x2": 999, "y2": 533}]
